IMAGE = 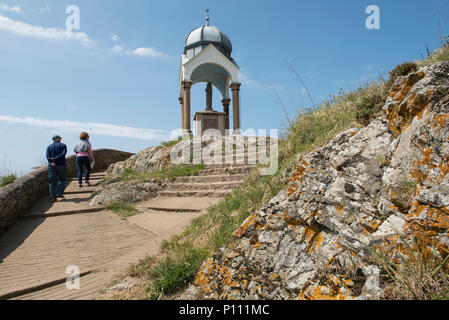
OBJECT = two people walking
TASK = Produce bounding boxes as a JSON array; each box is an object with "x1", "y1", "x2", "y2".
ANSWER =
[{"x1": 46, "y1": 132, "x2": 95, "y2": 202}]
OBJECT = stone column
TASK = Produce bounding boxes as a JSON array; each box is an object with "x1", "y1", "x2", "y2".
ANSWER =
[
  {"x1": 222, "y1": 98, "x2": 231, "y2": 131},
  {"x1": 230, "y1": 82, "x2": 241, "y2": 133},
  {"x1": 182, "y1": 80, "x2": 193, "y2": 134},
  {"x1": 205, "y1": 82, "x2": 213, "y2": 111},
  {"x1": 178, "y1": 96, "x2": 184, "y2": 130}
]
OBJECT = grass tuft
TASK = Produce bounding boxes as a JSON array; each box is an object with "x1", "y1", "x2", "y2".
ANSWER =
[
  {"x1": 106, "y1": 202, "x2": 140, "y2": 219},
  {"x1": 0, "y1": 174, "x2": 17, "y2": 187}
]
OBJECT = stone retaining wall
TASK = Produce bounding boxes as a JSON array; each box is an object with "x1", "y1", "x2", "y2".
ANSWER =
[{"x1": 0, "y1": 149, "x2": 134, "y2": 234}]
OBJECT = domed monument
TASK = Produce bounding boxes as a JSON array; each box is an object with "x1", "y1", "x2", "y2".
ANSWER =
[{"x1": 179, "y1": 9, "x2": 241, "y2": 137}]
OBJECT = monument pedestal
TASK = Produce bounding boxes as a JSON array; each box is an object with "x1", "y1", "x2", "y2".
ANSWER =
[{"x1": 194, "y1": 110, "x2": 227, "y2": 137}]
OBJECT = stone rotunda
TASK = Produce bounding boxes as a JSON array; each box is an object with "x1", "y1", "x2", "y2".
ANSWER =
[{"x1": 179, "y1": 9, "x2": 241, "y2": 137}]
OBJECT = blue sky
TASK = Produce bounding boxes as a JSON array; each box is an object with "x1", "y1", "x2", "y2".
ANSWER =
[{"x1": 0, "y1": 0, "x2": 448, "y2": 175}]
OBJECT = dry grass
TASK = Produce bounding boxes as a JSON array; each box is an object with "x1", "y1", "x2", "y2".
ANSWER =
[
  {"x1": 370, "y1": 229, "x2": 449, "y2": 300},
  {"x1": 421, "y1": 36, "x2": 449, "y2": 66}
]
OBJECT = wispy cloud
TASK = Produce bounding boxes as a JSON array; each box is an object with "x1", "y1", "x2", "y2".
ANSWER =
[
  {"x1": 265, "y1": 84, "x2": 284, "y2": 91},
  {"x1": 0, "y1": 15, "x2": 94, "y2": 46},
  {"x1": 40, "y1": 4, "x2": 51, "y2": 14},
  {"x1": 111, "y1": 33, "x2": 120, "y2": 43},
  {"x1": 112, "y1": 44, "x2": 124, "y2": 52},
  {"x1": 127, "y1": 47, "x2": 167, "y2": 58},
  {"x1": 0, "y1": 4, "x2": 20, "y2": 13},
  {"x1": 0, "y1": 115, "x2": 169, "y2": 141},
  {"x1": 239, "y1": 71, "x2": 259, "y2": 87}
]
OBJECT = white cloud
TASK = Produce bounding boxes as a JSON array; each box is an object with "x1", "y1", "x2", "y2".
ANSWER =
[
  {"x1": 40, "y1": 4, "x2": 51, "y2": 14},
  {"x1": 111, "y1": 33, "x2": 120, "y2": 43},
  {"x1": 127, "y1": 47, "x2": 166, "y2": 58},
  {"x1": 112, "y1": 44, "x2": 124, "y2": 52},
  {"x1": 0, "y1": 115, "x2": 169, "y2": 141},
  {"x1": 0, "y1": 15, "x2": 94, "y2": 46},
  {"x1": 0, "y1": 4, "x2": 20, "y2": 13},
  {"x1": 239, "y1": 71, "x2": 259, "y2": 87},
  {"x1": 265, "y1": 84, "x2": 284, "y2": 91}
]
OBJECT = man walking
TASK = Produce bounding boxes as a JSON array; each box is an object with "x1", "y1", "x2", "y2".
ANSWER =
[{"x1": 46, "y1": 135, "x2": 67, "y2": 202}]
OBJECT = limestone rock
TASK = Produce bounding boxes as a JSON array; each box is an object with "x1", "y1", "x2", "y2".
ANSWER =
[
  {"x1": 90, "y1": 179, "x2": 165, "y2": 206},
  {"x1": 106, "y1": 145, "x2": 172, "y2": 176}
]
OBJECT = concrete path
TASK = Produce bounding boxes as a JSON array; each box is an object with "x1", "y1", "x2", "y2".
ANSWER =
[{"x1": 0, "y1": 172, "x2": 220, "y2": 300}]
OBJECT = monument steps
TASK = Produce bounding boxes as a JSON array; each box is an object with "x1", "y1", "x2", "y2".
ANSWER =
[
  {"x1": 157, "y1": 189, "x2": 234, "y2": 198},
  {"x1": 175, "y1": 173, "x2": 245, "y2": 183},
  {"x1": 165, "y1": 180, "x2": 243, "y2": 192}
]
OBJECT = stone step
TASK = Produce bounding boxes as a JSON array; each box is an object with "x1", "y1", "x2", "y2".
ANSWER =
[
  {"x1": 67, "y1": 176, "x2": 104, "y2": 182},
  {"x1": 175, "y1": 174, "x2": 246, "y2": 183},
  {"x1": 198, "y1": 166, "x2": 256, "y2": 176},
  {"x1": 141, "y1": 207, "x2": 201, "y2": 213},
  {"x1": 64, "y1": 190, "x2": 93, "y2": 195},
  {"x1": 157, "y1": 189, "x2": 233, "y2": 198},
  {"x1": 23, "y1": 207, "x2": 106, "y2": 219},
  {"x1": 203, "y1": 163, "x2": 257, "y2": 168},
  {"x1": 134, "y1": 197, "x2": 221, "y2": 212},
  {"x1": 166, "y1": 181, "x2": 244, "y2": 191}
]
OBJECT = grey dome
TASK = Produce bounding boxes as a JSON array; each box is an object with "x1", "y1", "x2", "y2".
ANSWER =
[{"x1": 184, "y1": 25, "x2": 232, "y2": 58}]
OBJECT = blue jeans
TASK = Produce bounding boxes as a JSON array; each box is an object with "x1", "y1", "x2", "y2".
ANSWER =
[
  {"x1": 76, "y1": 156, "x2": 91, "y2": 184},
  {"x1": 48, "y1": 165, "x2": 66, "y2": 198}
]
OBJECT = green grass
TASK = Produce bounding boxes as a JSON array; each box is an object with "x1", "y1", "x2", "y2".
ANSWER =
[
  {"x1": 161, "y1": 137, "x2": 182, "y2": 148},
  {"x1": 0, "y1": 174, "x2": 17, "y2": 187},
  {"x1": 106, "y1": 202, "x2": 140, "y2": 219}
]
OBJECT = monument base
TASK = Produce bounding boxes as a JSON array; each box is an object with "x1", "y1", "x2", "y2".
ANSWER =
[{"x1": 193, "y1": 110, "x2": 227, "y2": 137}]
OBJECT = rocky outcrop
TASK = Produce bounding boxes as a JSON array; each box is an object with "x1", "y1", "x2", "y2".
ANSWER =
[
  {"x1": 106, "y1": 146, "x2": 172, "y2": 176},
  {"x1": 92, "y1": 145, "x2": 176, "y2": 206},
  {"x1": 183, "y1": 62, "x2": 449, "y2": 300},
  {"x1": 90, "y1": 179, "x2": 166, "y2": 206}
]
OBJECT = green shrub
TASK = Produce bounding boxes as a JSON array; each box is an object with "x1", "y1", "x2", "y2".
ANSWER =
[
  {"x1": 386, "y1": 61, "x2": 419, "y2": 89},
  {"x1": 0, "y1": 174, "x2": 17, "y2": 187},
  {"x1": 354, "y1": 83, "x2": 389, "y2": 126}
]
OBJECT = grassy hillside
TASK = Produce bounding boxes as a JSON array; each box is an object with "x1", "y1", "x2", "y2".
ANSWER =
[{"x1": 125, "y1": 40, "x2": 449, "y2": 300}]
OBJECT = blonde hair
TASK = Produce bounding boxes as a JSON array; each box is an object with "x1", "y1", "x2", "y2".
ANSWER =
[{"x1": 80, "y1": 132, "x2": 89, "y2": 140}]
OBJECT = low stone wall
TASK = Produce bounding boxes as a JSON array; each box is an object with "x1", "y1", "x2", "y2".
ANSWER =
[{"x1": 0, "y1": 149, "x2": 134, "y2": 234}]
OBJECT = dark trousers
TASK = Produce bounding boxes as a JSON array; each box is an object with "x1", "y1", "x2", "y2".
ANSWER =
[
  {"x1": 48, "y1": 165, "x2": 66, "y2": 198},
  {"x1": 76, "y1": 156, "x2": 91, "y2": 184}
]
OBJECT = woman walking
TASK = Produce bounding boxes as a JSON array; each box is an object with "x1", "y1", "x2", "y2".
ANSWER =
[{"x1": 74, "y1": 132, "x2": 95, "y2": 187}]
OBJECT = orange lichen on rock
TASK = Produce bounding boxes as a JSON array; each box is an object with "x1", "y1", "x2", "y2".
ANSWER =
[
  {"x1": 360, "y1": 215, "x2": 383, "y2": 235},
  {"x1": 386, "y1": 71, "x2": 428, "y2": 137},
  {"x1": 233, "y1": 213, "x2": 258, "y2": 238},
  {"x1": 411, "y1": 147, "x2": 435, "y2": 183},
  {"x1": 298, "y1": 274, "x2": 354, "y2": 300},
  {"x1": 288, "y1": 160, "x2": 309, "y2": 197},
  {"x1": 432, "y1": 113, "x2": 449, "y2": 130}
]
